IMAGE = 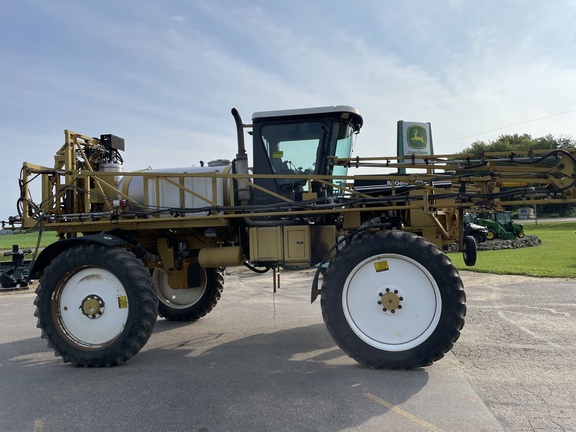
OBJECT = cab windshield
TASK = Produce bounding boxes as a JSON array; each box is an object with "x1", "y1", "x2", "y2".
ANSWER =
[
  {"x1": 259, "y1": 120, "x2": 355, "y2": 196},
  {"x1": 261, "y1": 121, "x2": 324, "y2": 177}
]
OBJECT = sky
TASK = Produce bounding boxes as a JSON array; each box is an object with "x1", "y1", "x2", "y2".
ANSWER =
[{"x1": 1, "y1": 0, "x2": 576, "y2": 221}]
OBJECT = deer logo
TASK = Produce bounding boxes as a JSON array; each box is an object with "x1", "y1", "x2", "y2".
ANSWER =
[{"x1": 407, "y1": 125, "x2": 428, "y2": 149}]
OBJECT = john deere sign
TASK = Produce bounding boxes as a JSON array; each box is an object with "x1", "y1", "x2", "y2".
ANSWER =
[
  {"x1": 397, "y1": 121, "x2": 434, "y2": 173},
  {"x1": 407, "y1": 125, "x2": 428, "y2": 149}
]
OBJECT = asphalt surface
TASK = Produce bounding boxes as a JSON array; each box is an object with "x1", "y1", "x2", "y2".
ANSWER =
[
  {"x1": 0, "y1": 267, "x2": 574, "y2": 432},
  {"x1": 452, "y1": 271, "x2": 576, "y2": 431}
]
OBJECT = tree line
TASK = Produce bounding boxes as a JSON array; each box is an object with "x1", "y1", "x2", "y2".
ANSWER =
[{"x1": 462, "y1": 133, "x2": 575, "y2": 153}]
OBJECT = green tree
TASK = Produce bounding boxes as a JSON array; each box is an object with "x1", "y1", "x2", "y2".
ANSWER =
[{"x1": 462, "y1": 133, "x2": 575, "y2": 153}]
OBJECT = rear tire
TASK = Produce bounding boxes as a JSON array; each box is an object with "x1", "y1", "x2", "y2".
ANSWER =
[
  {"x1": 321, "y1": 230, "x2": 466, "y2": 369},
  {"x1": 34, "y1": 244, "x2": 158, "y2": 367},
  {"x1": 155, "y1": 266, "x2": 223, "y2": 321}
]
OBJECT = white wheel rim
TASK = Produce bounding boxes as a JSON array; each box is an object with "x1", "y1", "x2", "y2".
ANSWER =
[
  {"x1": 54, "y1": 267, "x2": 129, "y2": 348},
  {"x1": 342, "y1": 253, "x2": 442, "y2": 352},
  {"x1": 153, "y1": 268, "x2": 206, "y2": 309}
]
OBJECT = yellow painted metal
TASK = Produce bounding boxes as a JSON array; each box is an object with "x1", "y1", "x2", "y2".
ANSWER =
[
  {"x1": 157, "y1": 238, "x2": 175, "y2": 269},
  {"x1": 301, "y1": 192, "x2": 317, "y2": 201},
  {"x1": 11, "y1": 130, "x2": 576, "y2": 255},
  {"x1": 283, "y1": 225, "x2": 311, "y2": 264},
  {"x1": 342, "y1": 211, "x2": 362, "y2": 230},
  {"x1": 166, "y1": 263, "x2": 189, "y2": 290},
  {"x1": 249, "y1": 227, "x2": 283, "y2": 264},
  {"x1": 198, "y1": 246, "x2": 244, "y2": 267}
]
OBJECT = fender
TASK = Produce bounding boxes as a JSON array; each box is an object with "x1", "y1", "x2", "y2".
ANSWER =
[{"x1": 29, "y1": 233, "x2": 127, "y2": 279}]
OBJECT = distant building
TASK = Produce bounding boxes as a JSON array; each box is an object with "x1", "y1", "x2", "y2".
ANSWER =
[{"x1": 518, "y1": 207, "x2": 535, "y2": 219}]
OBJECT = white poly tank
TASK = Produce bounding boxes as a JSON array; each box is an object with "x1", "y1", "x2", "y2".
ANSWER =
[
  {"x1": 99, "y1": 163, "x2": 124, "y2": 199},
  {"x1": 119, "y1": 165, "x2": 231, "y2": 215}
]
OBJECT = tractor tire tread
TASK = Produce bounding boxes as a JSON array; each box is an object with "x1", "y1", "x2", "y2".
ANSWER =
[
  {"x1": 34, "y1": 245, "x2": 158, "y2": 367},
  {"x1": 321, "y1": 230, "x2": 465, "y2": 370}
]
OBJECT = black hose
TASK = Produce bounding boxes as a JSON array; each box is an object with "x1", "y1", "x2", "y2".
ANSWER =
[{"x1": 243, "y1": 261, "x2": 271, "y2": 273}]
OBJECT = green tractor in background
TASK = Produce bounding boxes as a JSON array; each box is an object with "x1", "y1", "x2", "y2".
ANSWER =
[{"x1": 468, "y1": 211, "x2": 525, "y2": 241}]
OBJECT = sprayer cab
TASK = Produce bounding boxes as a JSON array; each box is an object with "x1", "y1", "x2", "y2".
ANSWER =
[{"x1": 248, "y1": 106, "x2": 363, "y2": 204}]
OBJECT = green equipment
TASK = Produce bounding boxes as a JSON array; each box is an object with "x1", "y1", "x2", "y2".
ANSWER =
[{"x1": 475, "y1": 211, "x2": 525, "y2": 240}]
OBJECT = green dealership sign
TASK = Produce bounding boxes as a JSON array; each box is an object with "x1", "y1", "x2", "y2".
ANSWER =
[
  {"x1": 397, "y1": 121, "x2": 434, "y2": 173},
  {"x1": 406, "y1": 125, "x2": 428, "y2": 149}
]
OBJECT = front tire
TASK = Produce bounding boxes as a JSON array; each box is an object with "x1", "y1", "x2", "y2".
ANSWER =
[
  {"x1": 34, "y1": 244, "x2": 158, "y2": 367},
  {"x1": 321, "y1": 230, "x2": 466, "y2": 369}
]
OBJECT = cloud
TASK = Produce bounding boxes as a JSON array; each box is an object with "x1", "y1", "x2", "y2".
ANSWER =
[{"x1": 1, "y1": 0, "x2": 576, "y2": 220}]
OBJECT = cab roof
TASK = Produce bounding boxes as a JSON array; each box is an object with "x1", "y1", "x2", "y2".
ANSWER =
[{"x1": 252, "y1": 105, "x2": 363, "y2": 130}]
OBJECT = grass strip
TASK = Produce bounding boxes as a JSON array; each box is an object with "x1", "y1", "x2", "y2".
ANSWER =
[{"x1": 449, "y1": 221, "x2": 576, "y2": 278}]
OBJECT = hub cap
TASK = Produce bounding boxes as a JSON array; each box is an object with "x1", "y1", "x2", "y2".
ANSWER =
[
  {"x1": 342, "y1": 254, "x2": 442, "y2": 351},
  {"x1": 53, "y1": 267, "x2": 129, "y2": 348},
  {"x1": 81, "y1": 295, "x2": 105, "y2": 319},
  {"x1": 378, "y1": 288, "x2": 403, "y2": 313}
]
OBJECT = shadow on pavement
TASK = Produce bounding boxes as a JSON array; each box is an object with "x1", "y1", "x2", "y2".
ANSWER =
[{"x1": 0, "y1": 321, "x2": 430, "y2": 432}]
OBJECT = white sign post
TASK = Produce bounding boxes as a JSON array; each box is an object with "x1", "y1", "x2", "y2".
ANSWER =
[{"x1": 397, "y1": 121, "x2": 434, "y2": 174}]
